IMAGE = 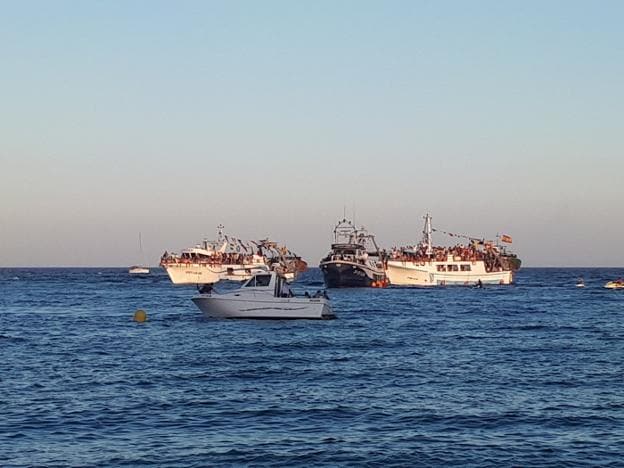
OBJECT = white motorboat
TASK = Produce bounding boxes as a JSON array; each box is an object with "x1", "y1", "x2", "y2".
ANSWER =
[{"x1": 192, "y1": 272, "x2": 335, "y2": 320}]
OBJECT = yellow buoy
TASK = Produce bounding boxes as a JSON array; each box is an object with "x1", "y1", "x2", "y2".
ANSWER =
[{"x1": 133, "y1": 309, "x2": 147, "y2": 323}]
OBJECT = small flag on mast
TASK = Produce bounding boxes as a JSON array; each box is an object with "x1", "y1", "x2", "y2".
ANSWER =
[{"x1": 501, "y1": 234, "x2": 513, "y2": 244}]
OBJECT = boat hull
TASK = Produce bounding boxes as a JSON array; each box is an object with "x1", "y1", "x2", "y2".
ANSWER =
[
  {"x1": 385, "y1": 260, "x2": 513, "y2": 286},
  {"x1": 192, "y1": 296, "x2": 334, "y2": 319},
  {"x1": 162, "y1": 262, "x2": 269, "y2": 285},
  {"x1": 320, "y1": 261, "x2": 385, "y2": 288},
  {"x1": 129, "y1": 267, "x2": 150, "y2": 275}
]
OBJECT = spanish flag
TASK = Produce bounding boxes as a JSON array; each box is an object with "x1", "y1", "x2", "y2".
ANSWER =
[{"x1": 501, "y1": 234, "x2": 513, "y2": 244}]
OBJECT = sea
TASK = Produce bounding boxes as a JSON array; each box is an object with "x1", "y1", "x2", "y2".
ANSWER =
[{"x1": 1, "y1": 267, "x2": 623, "y2": 467}]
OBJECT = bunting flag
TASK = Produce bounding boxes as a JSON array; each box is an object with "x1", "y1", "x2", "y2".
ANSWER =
[
  {"x1": 433, "y1": 228, "x2": 474, "y2": 241},
  {"x1": 501, "y1": 234, "x2": 513, "y2": 244}
]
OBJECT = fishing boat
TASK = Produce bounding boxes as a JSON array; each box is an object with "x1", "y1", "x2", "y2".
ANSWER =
[
  {"x1": 319, "y1": 218, "x2": 387, "y2": 288},
  {"x1": 129, "y1": 233, "x2": 150, "y2": 275},
  {"x1": 160, "y1": 225, "x2": 307, "y2": 285},
  {"x1": 192, "y1": 271, "x2": 335, "y2": 319},
  {"x1": 604, "y1": 279, "x2": 624, "y2": 289},
  {"x1": 384, "y1": 214, "x2": 521, "y2": 286},
  {"x1": 576, "y1": 277, "x2": 585, "y2": 288}
]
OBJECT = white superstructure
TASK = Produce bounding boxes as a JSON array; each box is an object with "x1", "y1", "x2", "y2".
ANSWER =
[
  {"x1": 385, "y1": 214, "x2": 516, "y2": 286},
  {"x1": 385, "y1": 256, "x2": 513, "y2": 286},
  {"x1": 192, "y1": 272, "x2": 334, "y2": 319}
]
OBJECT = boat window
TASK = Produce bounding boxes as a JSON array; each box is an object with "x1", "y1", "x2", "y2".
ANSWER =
[
  {"x1": 256, "y1": 275, "x2": 271, "y2": 286},
  {"x1": 246, "y1": 274, "x2": 271, "y2": 287},
  {"x1": 448, "y1": 264, "x2": 459, "y2": 272},
  {"x1": 437, "y1": 265, "x2": 446, "y2": 272},
  {"x1": 460, "y1": 264, "x2": 471, "y2": 271}
]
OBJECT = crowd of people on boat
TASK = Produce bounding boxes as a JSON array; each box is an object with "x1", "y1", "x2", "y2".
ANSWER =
[
  {"x1": 160, "y1": 251, "x2": 262, "y2": 266},
  {"x1": 160, "y1": 250, "x2": 306, "y2": 274},
  {"x1": 383, "y1": 243, "x2": 509, "y2": 272}
]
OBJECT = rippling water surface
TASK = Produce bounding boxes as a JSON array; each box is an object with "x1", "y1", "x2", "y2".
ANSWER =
[{"x1": 1, "y1": 268, "x2": 623, "y2": 466}]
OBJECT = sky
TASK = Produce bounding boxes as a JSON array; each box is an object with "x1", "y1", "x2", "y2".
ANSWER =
[{"x1": 1, "y1": 0, "x2": 623, "y2": 267}]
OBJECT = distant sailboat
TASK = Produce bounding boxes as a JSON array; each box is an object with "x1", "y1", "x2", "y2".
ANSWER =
[{"x1": 129, "y1": 232, "x2": 150, "y2": 275}]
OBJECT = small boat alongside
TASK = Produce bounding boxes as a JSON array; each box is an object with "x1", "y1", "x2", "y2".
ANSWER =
[
  {"x1": 192, "y1": 272, "x2": 335, "y2": 319},
  {"x1": 384, "y1": 214, "x2": 520, "y2": 286},
  {"x1": 319, "y1": 218, "x2": 387, "y2": 288},
  {"x1": 604, "y1": 279, "x2": 624, "y2": 289}
]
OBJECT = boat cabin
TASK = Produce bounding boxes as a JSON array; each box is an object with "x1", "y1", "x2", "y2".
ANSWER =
[{"x1": 241, "y1": 272, "x2": 293, "y2": 298}]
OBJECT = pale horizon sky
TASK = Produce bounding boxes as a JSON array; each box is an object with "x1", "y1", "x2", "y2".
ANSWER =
[{"x1": 1, "y1": 1, "x2": 623, "y2": 267}]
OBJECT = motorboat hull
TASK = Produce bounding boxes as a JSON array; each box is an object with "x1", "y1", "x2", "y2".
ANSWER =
[
  {"x1": 604, "y1": 281, "x2": 624, "y2": 289},
  {"x1": 385, "y1": 260, "x2": 513, "y2": 286},
  {"x1": 320, "y1": 261, "x2": 385, "y2": 288},
  {"x1": 192, "y1": 296, "x2": 335, "y2": 320}
]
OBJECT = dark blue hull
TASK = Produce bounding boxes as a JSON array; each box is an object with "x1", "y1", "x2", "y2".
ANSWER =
[{"x1": 320, "y1": 261, "x2": 384, "y2": 288}]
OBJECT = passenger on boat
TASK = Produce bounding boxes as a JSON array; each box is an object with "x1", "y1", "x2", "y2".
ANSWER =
[{"x1": 280, "y1": 281, "x2": 294, "y2": 298}]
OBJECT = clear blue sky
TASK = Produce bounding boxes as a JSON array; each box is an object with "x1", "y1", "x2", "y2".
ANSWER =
[{"x1": 1, "y1": 0, "x2": 622, "y2": 266}]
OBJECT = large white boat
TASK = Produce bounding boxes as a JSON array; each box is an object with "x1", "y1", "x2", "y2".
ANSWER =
[
  {"x1": 160, "y1": 225, "x2": 307, "y2": 285},
  {"x1": 192, "y1": 272, "x2": 335, "y2": 319},
  {"x1": 384, "y1": 214, "x2": 521, "y2": 286},
  {"x1": 319, "y1": 218, "x2": 387, "y2": 288}
]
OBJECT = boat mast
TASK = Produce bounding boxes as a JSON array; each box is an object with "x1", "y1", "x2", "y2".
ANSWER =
[
  {"x1": 422, "y1": 214, "x2": 433, "y2": 256},
  {"x1": 139, "y1": 232, "x2": 146, "y2": 265}
]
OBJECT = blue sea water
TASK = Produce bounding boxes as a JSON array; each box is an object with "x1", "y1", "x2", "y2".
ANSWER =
[{"x1": 1, "y1": 267, "x2": 623, "y2": 467}]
